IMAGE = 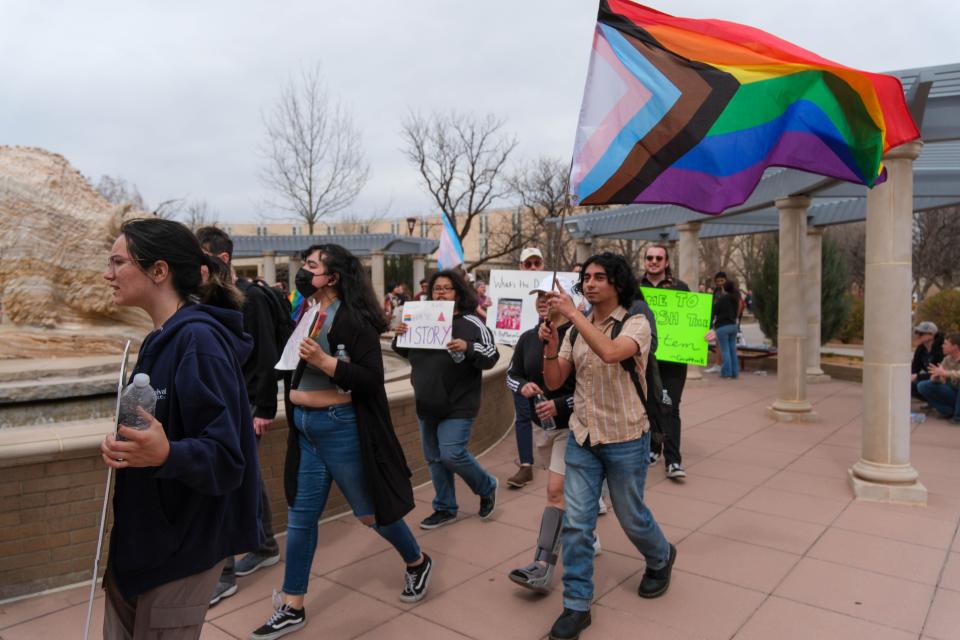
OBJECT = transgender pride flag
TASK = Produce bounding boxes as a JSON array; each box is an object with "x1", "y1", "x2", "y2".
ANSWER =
[{"x1": 436, "y1": 215, "x2": 465, "y2": 270}]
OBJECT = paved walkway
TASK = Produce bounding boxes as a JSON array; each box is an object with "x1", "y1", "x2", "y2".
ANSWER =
[{"x1": 3, "y1": 374, "x2": 960, "y2": 639}]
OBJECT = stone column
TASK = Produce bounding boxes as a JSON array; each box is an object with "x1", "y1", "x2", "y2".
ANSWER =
[
  {"x1": 768, "y1": 196, "x2": 817, "y2": 422},
  {"x1": 262, "y1": 251, "x2": 276, "y2": 286},
  {"x1": 575, "y1": 238, "x2": 593, "y2": 264},
  {"x1": 287, "y1": 254, "x2": 301, "y2": 293},
  {"x1": 849, "y1": 141, "x2": 926, "y2": 504},
  {"x1": 370, "y1": 250, "x2": 386, "y2": 301},
  {"x1": 676, "y1": 222, "x2": 703, "y2": 381},
  {"x1": 413, "y1": 254, "x2": 426, "y2": 289},
  {"x1": 805, "y1": 228, "x2": 830, "y2": 383}
]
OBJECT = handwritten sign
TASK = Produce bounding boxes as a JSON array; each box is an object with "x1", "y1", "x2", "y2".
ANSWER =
[
  {"x1": 486, "y1": 270, "x2": 583, "y2": 345},
  {"x1": 640, "y1": 287, "x2": 713, "y2": 366},
  {"x1": 395, "y1": 301, "x2": 455, "y2": 350}
]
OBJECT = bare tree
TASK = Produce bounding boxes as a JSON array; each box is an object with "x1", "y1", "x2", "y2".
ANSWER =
[
  {"x1": 913, "y1": 205, "x2": 960, "y2": 301},
  {"x1": 503, "y1": 156, "x2": 574, "y2": 270},
  {"x1": 95, "y1": 175, "x2": 147, "y2": 210},
  {"x1": 179, "y1": 199, "x2": 219, "y2": 231},
  {"x1": 401, "y1": 110, "x2": 517, "y2": 269},
  {"x1": 261, "y1": 65, "x2": 369, "y2": 234},
  {"x1": 826, "y1": 221, "x2": 866, "y2": 292}
]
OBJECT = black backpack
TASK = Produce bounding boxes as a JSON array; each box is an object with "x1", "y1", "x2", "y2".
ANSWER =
[
  {"x1": 238, "y1": 279, "x2": 294, "y2": 356},
  {"x1": 568, "y1": 313, "x2": 672, "y2": 447}
]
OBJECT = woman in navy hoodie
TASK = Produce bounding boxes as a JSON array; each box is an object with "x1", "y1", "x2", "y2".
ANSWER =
[{"x1": 100, "y1": 218, "x2": 263, "y2": 638}]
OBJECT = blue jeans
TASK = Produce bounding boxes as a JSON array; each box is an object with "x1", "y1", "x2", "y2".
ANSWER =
[
  {"x1": 917, "y1": 380, "x2": 960, "y2": 420},
  {"x1": 561, "y1": 431, "x2": 670, "y2": 612},
  {"x1": 418, "y1": 416, "x2": 497, "y2": 514},
  {"x1": 513, "y1": 391, "x2": 534, "y2": 465},
  {"x1": 716, "y1": 324, "x2": 739, "y2": 378},
  {"x1": 283, "y1": 405, "x2": 421, "y2": 595}
]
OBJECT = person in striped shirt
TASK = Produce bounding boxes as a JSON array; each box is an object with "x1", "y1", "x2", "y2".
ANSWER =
[{"x1": 540, "y1": 253, "x2": 675, "y2": 640}]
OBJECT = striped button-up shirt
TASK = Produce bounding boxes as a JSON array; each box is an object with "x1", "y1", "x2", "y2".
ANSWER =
[{"x1": 558, "y1": 305, "x2": 651, "y2": 445}]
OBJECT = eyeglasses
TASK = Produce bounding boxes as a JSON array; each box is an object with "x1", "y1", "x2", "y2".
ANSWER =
[
  {"x1": 523, "y1": 259, "x2": 543, "y2": 268},
  {"x1": 644, "y1": 255, "x2": 665, "y2": 263},
  {"x1": 106, "y1": 256, "x2": 136, "y2": 273},
  {"x1": 432, "y1": 286, "x2": 455, "y2": 293}
]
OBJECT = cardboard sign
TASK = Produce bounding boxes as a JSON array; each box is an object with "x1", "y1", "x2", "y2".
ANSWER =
[
  {"x1": 395, "y1": 301, "x2": 456, "y2": 350},
  {"x1": 486, "y1": 270, "x2": 583, "y2": 345},
  {"x1": 640, "y1": 287, "x2": 713, "y2": 366}
]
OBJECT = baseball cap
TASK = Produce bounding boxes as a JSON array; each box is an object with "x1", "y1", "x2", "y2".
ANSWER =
[
  {"x1": 914, "y1": 321, "x2": 938, "y2": 334},
  {"x1": 519, "y1": 247, "x2": 543, "y2": 262},
  {"x1": 529, "y1": 275, "x2": 575, "y2": 297}
]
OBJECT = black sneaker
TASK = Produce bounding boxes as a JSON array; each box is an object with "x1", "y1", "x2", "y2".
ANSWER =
[
  {"x1": 251, "y1": 591, "x2": 306, "y2": 640},
  {"x1": 419, "y1": 510, "x2": 457, "y2": 530},
  {"x1": 399, "y1": 553, "x2": 433, "y2": 603},
  {"x1": 549, "y1": 608, "x2": 592, "y2": 640},
  {"x1": 479, "y1": 478, "x2": 498, "y2": 519},
  {"x1": 638, "y1": 544, "x2": 676, "y2": 598}
]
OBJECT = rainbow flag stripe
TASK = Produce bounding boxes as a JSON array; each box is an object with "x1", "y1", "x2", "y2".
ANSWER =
[
  {"x1": 570, "y1": 1, "x2": 920, "y2": 213},
  {"x1": 289, "y1": 290, "x2": 305, "y2": 323}
]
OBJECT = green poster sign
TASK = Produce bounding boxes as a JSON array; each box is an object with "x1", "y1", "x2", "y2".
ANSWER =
[{"x1": 640, "y1": 287, "x2": 713, "y2": 366}]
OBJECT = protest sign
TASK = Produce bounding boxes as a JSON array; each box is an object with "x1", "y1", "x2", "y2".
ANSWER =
[
  {"x1": 640, "y1": 287, "x2": 713, "y2": 366},
  {"x1": 486, "y1": 270, "x2": 583, "y2": 345},
  {"x1": 395, "y1": 301, "x2": 455, "y2": 350}
]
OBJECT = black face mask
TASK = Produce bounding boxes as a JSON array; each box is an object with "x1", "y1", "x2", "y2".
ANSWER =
[{"x1": 295, "y1": 268, "x2": 320, "y2": 298}]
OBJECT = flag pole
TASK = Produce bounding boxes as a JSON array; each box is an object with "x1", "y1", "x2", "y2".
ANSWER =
[{"x1": 83, "y1": 340, "x2": 131, "y2": 640}]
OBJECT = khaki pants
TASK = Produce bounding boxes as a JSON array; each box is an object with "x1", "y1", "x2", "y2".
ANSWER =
[{"x1": 103, "y1": 560, "x2": 225, "y2": 640}]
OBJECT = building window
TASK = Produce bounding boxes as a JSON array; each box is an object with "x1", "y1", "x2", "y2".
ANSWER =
[
  {"x1": 420, "y1": 221, "x2": 429, "y2": 237},
  {"x1": 328, "y1": 224, "x2": 336, "y2": 234},
  {"x1": 479, "y1": 213, "x2": 488, "y2": 234},
  {"x1": 479, "y1": 236, "x2": 487, "y2": 258},
  {"x1": 361, "y1": 224, "x2": 370, "y2": 234},
  {"x1": 390, "y1": 221, "x2": 400, "y2": 235},
  {"x1": 512, "y1": 210, "x2": 521, "y2": 232},
  {"x1": 256, "y1": 225, "x2": 268, "y2": 237}
]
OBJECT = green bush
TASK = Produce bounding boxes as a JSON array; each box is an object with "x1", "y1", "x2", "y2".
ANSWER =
[
  {"x1": 838, "y1": 296, "x2": 864, "y2": 343},
  {"x1": 916, "y1": 289, "x2": 960, "y2": 333},
  {"x1": 748, "y1": 235, "x2": 852, "y2": 345}
]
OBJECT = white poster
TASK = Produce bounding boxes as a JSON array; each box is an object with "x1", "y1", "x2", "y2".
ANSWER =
[
  {"x1": 395, "y1": 301, "x2": 456, "y2": 350},
  {"x1": 485, "y1": 270, "x2": 583, "y2": 345}
]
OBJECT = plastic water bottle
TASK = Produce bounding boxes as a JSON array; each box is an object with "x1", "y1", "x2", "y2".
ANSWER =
[
  {"x1": 334, "y1": 344, "x2": 351, "y2": 394},
  {"x1": 117, "y1": 373, "x2": 156, "y2": 439},
  {"x1": 910, "y1": 412, "x2": 926, "y2": 425},
  {"x1": 535, "y1": 394, "x2": 558, "y2": 431},
  {"x1": 448, "y1": 349, "x2": 466, "y2": 363}
]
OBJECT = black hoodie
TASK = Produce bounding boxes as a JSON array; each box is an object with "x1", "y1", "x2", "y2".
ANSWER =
[{"x1": 107, "y1": 303, "x2": 263, "y2": 599}]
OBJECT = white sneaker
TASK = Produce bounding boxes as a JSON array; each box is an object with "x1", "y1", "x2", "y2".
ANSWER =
[
  {"x1": 703, "y1": 365, "x2": 721, "y2": 373},
  {"x1": 597, "y1": 497, "x2": 608, "y2": 515},
  {"x1": 593, "y1": 536, "x2": 602, "y2": 556},
  {"x1": 666, "y1": 463, "x2": 687, "y2": 480}
]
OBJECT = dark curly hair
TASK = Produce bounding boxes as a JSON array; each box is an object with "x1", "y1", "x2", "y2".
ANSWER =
[
  {"x1": 302, "y1": 243, "x2": 389, "y2": 334},
  {"x1": 121, "y1": 218, "x2": 243, "y2": 310},
  {"x1": 575, "y1": 252, "x2": 638, "y2": 309},
  {"x1": 429, "y1": 269, "x2": 478, "y2": 316}
]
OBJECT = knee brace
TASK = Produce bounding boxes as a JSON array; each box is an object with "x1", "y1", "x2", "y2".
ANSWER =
[{"x1": 534, "y1": 506, "x2": 565, "y2": 565}]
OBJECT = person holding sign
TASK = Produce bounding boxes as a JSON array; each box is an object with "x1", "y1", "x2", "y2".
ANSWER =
[
  {"x1": 99, "y1": 218, "x2": 263, "y2": 639},
  {"x1": 393, "y1": 269, "x2": 500, "y2": 530},
  {"x1": 640, "y1": 244, "x2": 690, "y2": 480},
  {"x1": 252, "y1": 244, "x2": 429, "y2": 640},
  {"x1": 540, "y1": 253, "x2": 674, "y2": 640}
]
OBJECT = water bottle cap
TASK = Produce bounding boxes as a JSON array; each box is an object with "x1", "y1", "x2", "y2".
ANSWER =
[
  {"x1": 132, "y1": 373, "x2": 151, "y2": 387},
  {"x1": 337, "y1": 344, "x2": 346, "y2": 349}
]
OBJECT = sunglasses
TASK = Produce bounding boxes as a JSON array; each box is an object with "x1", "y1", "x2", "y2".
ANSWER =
[
  {"x1": 644, "y1": 255, "x2": 665, "y2": 262},
  {"x1": 523, "y1": 259, "x2": 543, "y2": 267}
]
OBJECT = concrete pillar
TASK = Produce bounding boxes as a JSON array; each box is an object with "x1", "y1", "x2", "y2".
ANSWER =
[
  {"x1": 676, "y1": 222, "x2": 703, "y2": 381},
  {"x1": 768, "y1": 196, "x2": 817, "y2": 422},
  {"x1": 370, "y1": 250, "x2": 386, "y2": 301},
  {"x1": 413, "y1": 254, "x2": 426, "y2": 290},
  {"x1": 805, "y1": 228, "x2": 830, "y2": 383},
  {"x1": 262, "y1": 251, "x2": 276, "y2": 287},
  {"x1": 287, "y1": 254, "x2": 301, "y2": 293},
  {"x1": 575, "y1": 237, "x2": 593, "y2": 264},
  {"x1": 849, "y1": 141, "x2": 926, "y2": 504}
]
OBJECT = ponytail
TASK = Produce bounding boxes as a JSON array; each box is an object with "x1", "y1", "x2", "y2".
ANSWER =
[{"x1": 199, "y1": 253, "x2": 244, "y2": 310}]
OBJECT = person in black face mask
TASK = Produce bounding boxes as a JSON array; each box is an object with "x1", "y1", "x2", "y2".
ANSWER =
[{"x1": 252, "y1": 244, "x2": 430, "y2": 640}]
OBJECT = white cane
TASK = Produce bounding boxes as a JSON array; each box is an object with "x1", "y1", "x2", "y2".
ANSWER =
[{"x1": 83, "y1": 339, "x2": 131, "y2": 640}]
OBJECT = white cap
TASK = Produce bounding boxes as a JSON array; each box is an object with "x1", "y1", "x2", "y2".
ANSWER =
[
  {"x1": 132, "y1": 373, "x2": 151, "y2": 387},
  {"x1": 519, "y1": 247, "x2": 543, "y2": 262},
  {"x1": 529, "y1": 275, "x2": 575, "y2": 297}
]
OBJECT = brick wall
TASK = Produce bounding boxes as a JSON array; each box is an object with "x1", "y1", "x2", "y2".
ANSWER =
[{"x1": 0, "y1": 367, "x2": 512, "y2": 600}]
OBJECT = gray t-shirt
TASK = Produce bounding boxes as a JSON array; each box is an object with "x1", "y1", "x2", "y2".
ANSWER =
[{"x1": 295, "y1": 299, "x2": 340, "y2": 392}]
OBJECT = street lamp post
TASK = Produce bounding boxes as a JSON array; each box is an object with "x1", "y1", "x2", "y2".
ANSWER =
[{"x1": 406, "y1": 216, "x2": 417, "y2": 236}]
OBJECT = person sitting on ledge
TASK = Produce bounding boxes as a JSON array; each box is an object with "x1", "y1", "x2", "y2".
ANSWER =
[
  {"x1": 911, "y1": 321, "x2": 944, "y2": 400},
  {"x1": 917, "y1": 331, "x2": 960, "y2": 423}
]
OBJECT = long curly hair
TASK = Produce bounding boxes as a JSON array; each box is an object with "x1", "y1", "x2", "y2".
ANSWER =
[
  {"x1": 575, "y1": 252, "x2": 638, "y2": 308},
  {"x1": 429, "y1": 270, "x2": 478, "y2": 316},
  {"x1": 302, "y1": 243, "x2": 389, "y2": 333}
]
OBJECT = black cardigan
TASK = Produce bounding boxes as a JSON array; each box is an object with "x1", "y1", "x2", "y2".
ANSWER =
[{"x1": 283, "y1": 308, "x2": 415, "y2": 526}]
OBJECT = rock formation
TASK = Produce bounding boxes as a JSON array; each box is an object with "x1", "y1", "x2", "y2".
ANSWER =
[{"x1": 0, "y1": 146, "x2": 151, "y2": 338}]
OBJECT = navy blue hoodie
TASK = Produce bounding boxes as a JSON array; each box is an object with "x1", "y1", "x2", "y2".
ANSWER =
[{"x1": 108, "y1": 303, "x2": 263, "y2": 599}]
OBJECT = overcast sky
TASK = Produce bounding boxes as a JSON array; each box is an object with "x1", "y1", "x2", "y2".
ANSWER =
[{"x1": 2, "y1": 0, "x2": 956, "y2": 223}]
